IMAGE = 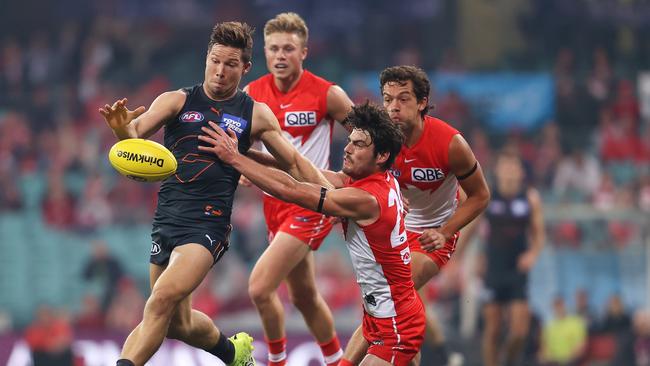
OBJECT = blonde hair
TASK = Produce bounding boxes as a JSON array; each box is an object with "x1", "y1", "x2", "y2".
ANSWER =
[{"x1": 264, "y1": 12, "x2": 308, "y2": 46}]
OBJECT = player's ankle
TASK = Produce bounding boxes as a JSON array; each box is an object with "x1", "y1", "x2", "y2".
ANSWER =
[{"x1": 205, "y1": 332, "x2": 235, "y2": 364}]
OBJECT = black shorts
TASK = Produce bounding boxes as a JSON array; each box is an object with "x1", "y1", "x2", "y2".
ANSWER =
[
  {"x1": 483, "y1": 273, "x2": 528, "y2": 304},
  {"x1": 150, "y1": 222, "x2": 232, "y2": 266}
]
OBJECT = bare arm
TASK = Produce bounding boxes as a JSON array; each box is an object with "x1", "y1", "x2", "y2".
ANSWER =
[
  {"x1": 418, "y1": 134, "x2": 490, "y2": 251},
  {"x1": 245, "y1": 148, "x2": 348, "y2": 188},
  {"x1": 442, "y1": 134, "x2": 491, "y2": 238},
  {"x1": 98, "y1": 91, "x2": 186, "y2": 140},
  {"x1": 327, "y1": 85, "x2": 354, "y2": 129},
  {"x1": 198, "y1": 125, "x2": 376, "y2": 220},
  {"x1": 250, "y1": 101, "x2": 334, "y2": 189},
  {"x1": 518, "y1": 187, "x2": 545, "y2": 272}
]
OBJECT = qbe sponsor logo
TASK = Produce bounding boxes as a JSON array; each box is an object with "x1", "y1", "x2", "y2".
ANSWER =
[
  {"x1": 411, "y1": 167, "x2": 445, "y2": 182},
  {"x1": 284, "y1": 111, "x2": 317, "y2": 127}
]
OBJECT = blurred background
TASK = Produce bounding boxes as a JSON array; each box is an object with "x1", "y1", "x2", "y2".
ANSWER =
[{"x1": 1, "y1": 0, "x2": 649, "y2": 365}]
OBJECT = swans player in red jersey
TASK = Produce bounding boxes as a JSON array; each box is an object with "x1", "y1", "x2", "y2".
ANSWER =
[
  {"x1": 243, "y1": 12, "x2": 353, "y2": 366},
  {"x1": 340, "y1": 66, "x2": 491, "y2": 365},
  {"x1": 200, "y1": 102, "x2": 424, "y2": 366}
]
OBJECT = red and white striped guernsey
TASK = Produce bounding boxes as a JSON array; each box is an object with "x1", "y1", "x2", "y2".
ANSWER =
[
  {"x1": 391, "y1": 116, "x2": 461, "y2": 233},
  {"x1": 246, "y1": 70, "x2": 334, "y2": 169},
  {"x1": 342, "y1": 171, "x2": 419, "y2": 318}
]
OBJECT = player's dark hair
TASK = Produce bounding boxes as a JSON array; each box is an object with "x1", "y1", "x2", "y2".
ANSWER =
[
  {"x1": 344, "y1": 101, "x2": 404, "y2": 170},
  {"x1": 208, "y1": 22, "x2": 254, "y2": 64},
  {"x1": 380, "y1": 65, "x2": 432, "y2": 118}
]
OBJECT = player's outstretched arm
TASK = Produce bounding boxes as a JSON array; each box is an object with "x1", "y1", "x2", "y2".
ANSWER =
[
  {"x1": 250, "y1": 101, "x2": 334, "y2": 189},
  {"x1": 198, "y1": 124, "x2": 375, "y2": 220},
  {"x1": 98, "y1": 91, "x2": 185, "y2": 140},
  {"x1": 245, "y1": 148, "x2": 348, "y2": 188}
]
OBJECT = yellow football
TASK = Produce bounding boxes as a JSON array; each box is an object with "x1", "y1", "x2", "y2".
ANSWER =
[{"x1": 108, "y1": 139, "x2": 177, "y2": 182}]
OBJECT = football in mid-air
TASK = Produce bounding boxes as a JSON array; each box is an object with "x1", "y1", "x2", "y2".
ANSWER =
[{"x1": 108, "y1": 139, "x2": 177, "y2": 182}]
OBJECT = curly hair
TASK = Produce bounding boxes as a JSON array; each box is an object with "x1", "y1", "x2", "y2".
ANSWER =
[
  {"x1": 344, "y1": 101, "x2": 404, "y2": 170},
  {"x1": 380, "y1": 65, "x2": 432, "y2": 118}
]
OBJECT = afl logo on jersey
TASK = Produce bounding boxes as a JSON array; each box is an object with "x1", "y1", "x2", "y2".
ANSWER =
[
  {"x1": 389, "y1": 168, "x2": 401, "y2": 178},
  {"x1": 285, "y1": 111, "x2": 317, "y2": 127},
  {"x1": 180, "y1": 111, "x2": 204, "y2": 123},
  {"x1": 411, "y1": 167, "x2": 445, "y2": 182}
]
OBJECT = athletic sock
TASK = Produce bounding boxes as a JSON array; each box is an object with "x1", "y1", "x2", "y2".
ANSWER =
[
  {"x1": 319, "y1": 335, "x2": 343, "y2": 366},
  {"x1": 338, "y1": 359, "x2": 354, "y2": 366},
  {"x1": 205, "y1": 332, "x2": 235, "y2": 364},
  {"x1": 266, "y1": 337, "x2": 287, "y2": 366},
  {"x1": 116, "y1": 360, "x2": 135, "y2": 366}
]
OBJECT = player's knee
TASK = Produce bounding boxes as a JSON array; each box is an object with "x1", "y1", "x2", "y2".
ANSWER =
[
  {"x1": 147, "y1": 287, "x2": 182, "y2": 318},
  {"x1": 248, "y1": 280, "x2": 273, "y2": 305}
]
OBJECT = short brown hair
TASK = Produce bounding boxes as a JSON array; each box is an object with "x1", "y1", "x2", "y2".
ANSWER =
[
  {"x1": 264, "y1": 12, "x2": 309, "y2": 46},
  {"x1": 208, "y1": 21, "x2": 254, "y2": 63},
  {"x1": 380, "y1": 65, "x2": 432, "y2": 118}
]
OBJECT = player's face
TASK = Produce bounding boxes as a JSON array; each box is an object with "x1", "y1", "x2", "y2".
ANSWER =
[
  {"x1": 264, "y1": 32, "x2": 307, "y2": 80},
  {"x1": 342, "y1": 129, "x2": 381, "y2": 179},
  {"x1": 204, "y1": 44, "x2": 251, "y2": 100},
  {"x1": 382, "y1": 80, "x2": 427, "y2": 132},
  {"x1": 496, "y1": 155, "x2": 524, "y2": 188}
]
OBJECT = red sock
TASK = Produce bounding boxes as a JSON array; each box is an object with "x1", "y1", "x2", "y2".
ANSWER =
[
  {"x1": 266, "y1": 337, "x2": 287, "y2": 366},
  {"x1": 338, "y1": 359, "x2": 354, "y2": 366},
  {"x1": 319, "y1": 335, "x2": 343, "y2": 366}
]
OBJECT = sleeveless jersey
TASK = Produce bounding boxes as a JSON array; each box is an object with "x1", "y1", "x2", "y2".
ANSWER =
[
  {"x1": 342, "y1": 172, "x2": 418, "y2": 318},
  {"x1": 485, "y1": 188, "x2": 531, "y2": 279},
  {"x1": 390, "y1": 116, "x2": 460, "y2": 232},
  {"x1": 153, "y1": 85, "x2": 253, "y2": 228},
  {"x1": 246, "y1": 70, "x2": 334, "y2": 169}
]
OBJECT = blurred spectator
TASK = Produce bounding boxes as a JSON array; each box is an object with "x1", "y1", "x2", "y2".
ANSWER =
[
  {"x1": 553, "y1": 147, "x2": 602, "y2": 201},
  {"x1": 532, "y1": 121, "x2": 563, "y2": 189},
  {"x1": 611, "y1": 79, "x2": 640, "y2": 125},
  {"x1": 634, "y1": 310, "x2": 650, "y2": 366},
  {"x1": 586, "y1": 47, "x2": 614, "y2": 106},
  {"x1": 599, "y1": 294, "x2": 632, "y2": 335},
  {"x1": 41, "y1": 170, "x2": 76, "y2": 229},
  {"x1": 74, "y1": 294, "x2": 105, "y2": 331},
  {"x1": 0, "y1": 169, "x2": 23, "y2": 211},
  {"x1": 105, "y1": 277, "x2": 145, "y2": 332},
  {"x1": 76, "y1": 174, "x2": 113, "y2": 232},
  {"x1": 540, "y1": 297, "x2": 587, "y2": 366},
  {"x1": 598, "y1": 108, "x2": 640, "y2": 163},
  {"x1": 82, "y1": 240, "x2": 124, "y2": 310},
  {"x1": 314, "y1": 248, "x2": 358, "y2": 311},
  {"x1": 24, "y1": 305, "x2": 75, "y2": 366},
  {"x1": 575, "y1": 288, "x2": 596, "y2": 331}
]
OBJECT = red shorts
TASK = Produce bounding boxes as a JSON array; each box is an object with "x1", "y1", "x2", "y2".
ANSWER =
[
  {"x1": 407, "y1": 230, "x2": 459, "y2": 269},
  {"x1": 362, "y1": 298, "x2": 425, "y2": 365},
  {"x1": 263, "y1": 195, "x2": 334, "y2": 250}
]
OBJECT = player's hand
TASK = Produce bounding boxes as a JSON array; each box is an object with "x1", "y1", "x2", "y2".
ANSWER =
[
  {"x1": 418, "y1": 228, "x2": 448, "y2": 252},
  {"x1": 198, "y1": 121, "x2": 240, "y2": 164},
  {"x1": 402, "y1": 197, "x2": 410, "y2": 214},
  {"x1": 239, "y1": 175, "x2": 252, "y2": 187},
  {"x1": 517, "y1": 250, "x2": 537, "y2": 272},
  {"x1": 98, "y1": 98, "x2": 146, "y2": 131}
]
